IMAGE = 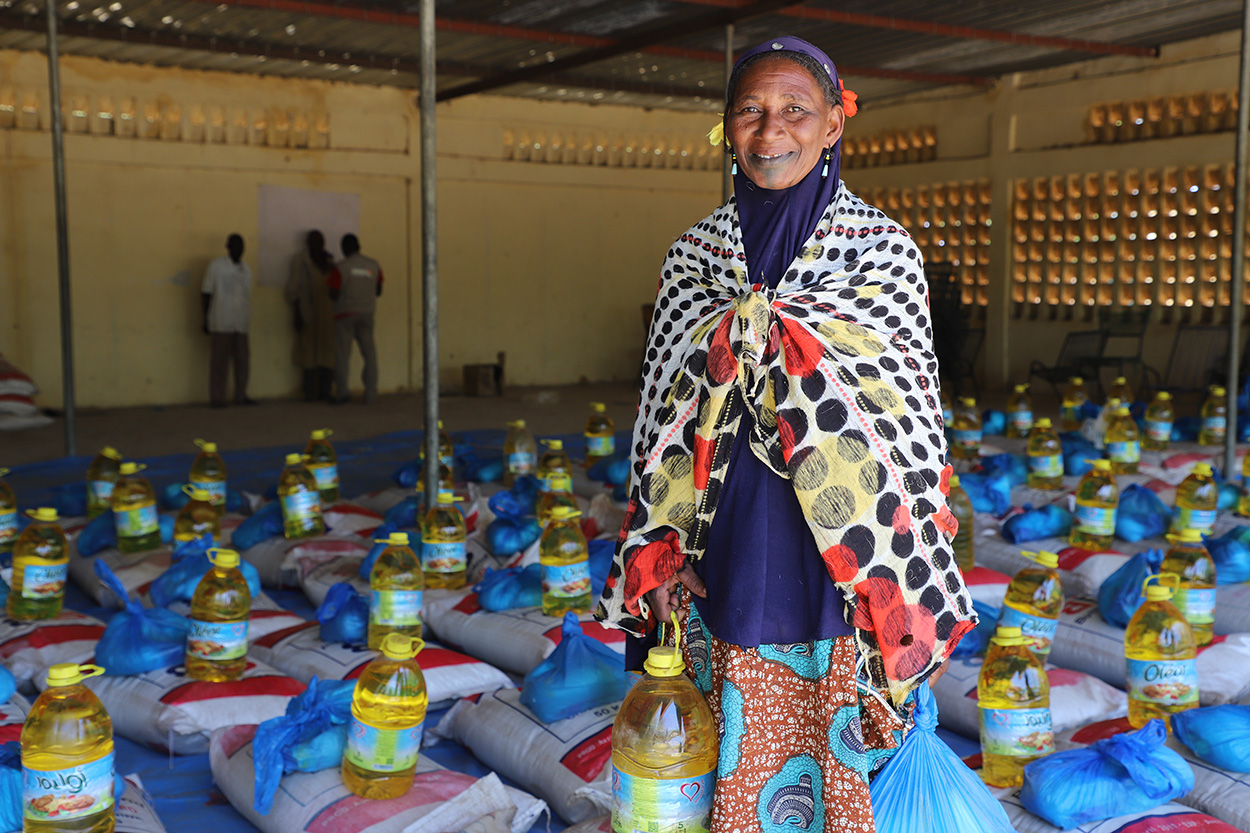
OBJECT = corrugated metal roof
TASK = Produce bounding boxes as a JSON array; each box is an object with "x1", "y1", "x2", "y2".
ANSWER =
[{"x1": 0, "y1": 0, "x2": 1240, "y2": 112}]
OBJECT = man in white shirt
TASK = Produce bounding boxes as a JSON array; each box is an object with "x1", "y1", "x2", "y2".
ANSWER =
[{"x1": 201, "y1": 234, "x2": 256, "y2": 408}]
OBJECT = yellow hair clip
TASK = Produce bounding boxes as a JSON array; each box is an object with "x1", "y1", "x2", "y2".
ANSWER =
[{"x1": 707, "y1": 118, "x2": 727, "y2": 147}]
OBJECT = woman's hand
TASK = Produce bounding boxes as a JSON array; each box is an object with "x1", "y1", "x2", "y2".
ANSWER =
[
  {"x1": 644, "y1": 564, "x2": 707, "y2": 627},
  {"x1": 927, "y1": 658, "x2": 950, "y2": 687}
]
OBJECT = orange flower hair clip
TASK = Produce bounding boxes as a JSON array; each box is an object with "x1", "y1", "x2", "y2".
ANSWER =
[{"x1": 839, "y1": 80, "x2": 858, "y2": 118}]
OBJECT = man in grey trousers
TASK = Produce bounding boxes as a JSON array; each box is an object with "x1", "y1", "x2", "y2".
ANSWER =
[{"x1": 327, "y1": 233, "x2": 383, "y2": 404}]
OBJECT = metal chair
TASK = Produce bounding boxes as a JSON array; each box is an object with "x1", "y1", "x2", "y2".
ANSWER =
[
  {"x1": 1143, "y1": 325, "x2": 1231, "y2": 395},
  {"x1": 1090, "y1": 307, "x2": 1152, "y2": 395},
  {"x1": 1028, "y1": 329, "x2": 1107, "y2": 400}
]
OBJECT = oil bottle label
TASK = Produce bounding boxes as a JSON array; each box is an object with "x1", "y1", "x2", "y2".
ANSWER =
[
  {"x1": 1028, "y1": 454, "x2": 1063, "y2": 477},
  {"x1": 345, "y1": 718, "x2": 423, "y2": 773},
  {"x1": 507, "y1": 452, "x2": 535, "y2": 474},
  {"x1": 1060, "y1": 405, "x2": 1078, "y2": 425},
  {"x1": 544, "y1": 561, "x2": 591, "y2": 599},
  {"x1": 1173, "y1": 588, "x2": 1216, "y2": 626},
  {"x1": 0, "y1": 509, "x2": 16, "y2": 545},
  {"x1": 996, "y1": 607, "x2": 1057, "y2": 656},
  {"x1": 1127, "y1": 658, "x2": 1199, "y2": 706},
  {"x1": 281, "y1": 490, "x2": 321, "y2": 523},
  {"x1": 309, "y1": 464, "x2": 339, "y2": 492},
  {"x1": 187, "y1": 619, "x2": 248, "y2": 660},
  {"x1": 20, "y1": 563, "x2": 67, "y2": 600},
  {"x1": 1073, "y1": 503, "x2": 1115, "y2": 536},
  {"x1": 1107, "y1": 441, "x2": 1140, "y2": 464},
  {"x1": 23, "y1": 751, "x2": 114, "y2": 821},
  {"x1": 1009, "y1": 411, "x2": 1033, "y2": 432},
  {"x1": 611, "y1": 767, "x2": 713, "y2": 833},
  {"x1": 1172, "y1": 507, "x2": 1216, "y2": 534},
  {"x1": 1203, "y1": 416, "x2": 1227, "y2": 433},
  {"x1": 420, "y1": 541, "x2": 465, "y2": 573},
  {"x1": 88, "y1": 479, "x2": 116, "y2": 506},
  {"x1": 439, "y1": 454, "x2": 455, "y2": 471},
  {"x1": 190, "y1": 480, "x2": 228, "y2": 505},
  {"x1": 586, "y1": 435, "x2": 615, "y2": 457},
  {"x1": 541, "y1": 473, "x2": 573, "y2": 494},
  {"x1": 371, "y1": 590, "x2": 423, "y2": 626},
  {"x1": 951, "y1": 429, "x2": 981, "y2": 451},
  {"x1": 1145, "y1": 419, "x2": 1173, "y2": 442},
  {"x1": 116, "y1": 504, "x2": 159, "y2": 538},
  {"x1": 978, "y1": 707, "x2": 1054, "y2": 758}
]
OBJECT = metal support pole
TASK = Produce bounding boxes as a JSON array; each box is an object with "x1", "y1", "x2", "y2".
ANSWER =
[
  {"x1": 420, "y1": 0, "x2": 439, "y2": 501},
  {"x1": 1226, "y1": 0, "x2": 1250, "y2": 477},
  {"x1": 46, "y1": 0, "x2": 75, "y2": 457},
  {"x1": 722, "y1": 22, "x2": 734, "y2": 204}
]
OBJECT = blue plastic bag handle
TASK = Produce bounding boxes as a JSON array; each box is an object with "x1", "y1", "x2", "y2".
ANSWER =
[{"x1": 1098, "y1": 719, "x2": 1174, "y2": 800}]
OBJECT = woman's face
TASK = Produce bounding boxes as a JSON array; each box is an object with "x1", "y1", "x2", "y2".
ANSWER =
[{"x1": 726, "y1": 57, "x2": 844, "y2": 191}]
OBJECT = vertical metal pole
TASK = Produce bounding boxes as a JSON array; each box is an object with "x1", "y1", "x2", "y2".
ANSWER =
[
  {"x1": 721, "y1": 22, "x2": 734, "y2": 204},
  {"x1": 46, "y1": 0, "x2": 75, "y2": 457},
  {"x1": 420, "y1": 0, "x2": 439, "y2": 500},
  {"x1": 1226, "y1": 0, "x2": 1250, "y2": 477}
]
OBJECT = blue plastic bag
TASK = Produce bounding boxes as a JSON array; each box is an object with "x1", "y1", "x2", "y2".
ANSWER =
[
  {"x1": 956, "y1": 471, "x2": 1012, "y2": 515},
  {"x1": 456, "y1": 448, "x2": 504, "y2": 483},
  {"x1": 980, "y1": 409, "x2": 1007, "y2": 436},
  {"x1": 587, "y1": 454, "x2": 631, "y2": 486},
  {"x1": 1172, "y1": 417, "x2": 1201, "y2": 443},
  {"x1": 160, "y1": 482, "x2": 248, "y2": 513},
  {"x1": 1116, "y1": 484, "x2": 1171, "y2": 543},
  {"x1": 1098, "y1": 548, "x2": 1164, "y2": 628},
  {"x1": 1206, "y1": 530, "x2": 1250, "y2": 585},
  {"x1": 1020, "y1": 719, "x2": 1193, "y2": 828},
  {"x1": 488, "y1": 476, "x2": 541, "y2": 518},
  {"x1": 980, "y1": 453, "x2": 1029, "y2": 487},
  {"x1": 1002, "y1": 505, "x2": 1071, "y2": 544},
  {"x1": 486, "y1": 516, "x2": 542, "y2": 558},
  {"x1": 1078, "y1": 400, "x2": 1101, "y2": 421},
  {"x1": 50, "y1": 483, "x2": 87, "y2": 519},
  {"x1": 1172, "y1": 704, "x2": 1250, "y2": 773},
  {"x1": 252, "y1": 677, "x2": 355, "y2": 814},
  {"x1": 231, "y1": 501, "x2": 284, "y2": 551},
  {"x1": 76, "y1": 511, "x2": 117, "y2": 556},
  {"x1": 475, "y1": 565, "x2": 543, "y2": 611},
  {"x1": 358, "y1": 521, "x2": 399, "y2": 580},
  {"x1": 952, "y1": 601, "x2": 1000, "y2": 658},
  {"x1": 0, "y1": 663, "x2": 15, "y2": 707},
  {"x1": 147, "y1": 534, "x2": 262, "y2": 608},
  {"x1": 317, "y1": 583, "x2": 369, "y2": 644},
  {"x1": 588, "y1": 538, "x2": 614, "y2": 598},
  {"x1": 93, "y1": 560, "x2": 190, "y2": 676},
  {"x1": 383, "y1": 497, "x2": 423, "y2": 529},
  {"x1": 392, "y1": 459, "x2": 420, "y2": 488},
  {"x1": 870, "y1": 682, "x2": 1015, "y2": 833},
  {"x1": 1218, "y1": 482, "x2": 1240, "y2": 511},
  {"x1": 519, "y1": 612, "x2": 633, "y2": 724}
]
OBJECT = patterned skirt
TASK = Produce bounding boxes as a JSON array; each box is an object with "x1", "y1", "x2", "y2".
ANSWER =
[{"x1": 677, "y1": 601, "x2": 905, "y2": 833}]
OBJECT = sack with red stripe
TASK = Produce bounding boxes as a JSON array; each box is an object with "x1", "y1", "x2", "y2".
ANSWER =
[
  {"x1": 975, "y1": 535, "x2": 1144, "y2": 601},
  {"x1": 114, "y1": 774, "x2": 171, "y2": 833},
  {"x1": 210, "y1": 723, "x2": 547, "y2": 833},
  {"x1": 962, "y1": 566, "x2": 1011, "y2": 609},
  {"x1": 34, "y1": 657, "x2": 305, "y2": 755},
  {"x1": 241, "y1": 534, "x2": 371, "y2": 590},
  {"x1": 249, "y1": 621, "x2": 512, "y2": 709},
  {"x1": 0, "y1": 354, "x2": 35, "y2": 397},
  {"x1": 433, "y1": 687, "x2": 615, "y2": 824},
  {"x1": 423, "y1": 589, "x2": 626, "y2": 676},
  {"x1": 0, "y1": 610, "x2": 105, "y2": 690},
  {"x1": 986, "y1": 784, "x2": 1239, "y2": 833}
]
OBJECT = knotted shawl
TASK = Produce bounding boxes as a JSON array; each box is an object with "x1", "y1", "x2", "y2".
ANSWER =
[{"x1": 594, "y1": 185, "x2": 977, "y2": 706}]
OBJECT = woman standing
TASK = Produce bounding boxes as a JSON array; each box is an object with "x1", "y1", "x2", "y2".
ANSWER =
[
  {"x1": 596, "y1": 37, "x2": 975, "y2": 829},
  {"x1": 284, "y1": 230, "x2": 336, "y2": 400}
]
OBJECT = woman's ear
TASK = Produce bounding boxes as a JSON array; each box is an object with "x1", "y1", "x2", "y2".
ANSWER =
[{"x1": 825, "y1": 105, "x2": 845, "y2": 149}]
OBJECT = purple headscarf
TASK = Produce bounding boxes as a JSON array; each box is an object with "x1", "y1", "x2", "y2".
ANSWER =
[{"x1": 729, "y1": 36, "x2": 846, "y2": 289}]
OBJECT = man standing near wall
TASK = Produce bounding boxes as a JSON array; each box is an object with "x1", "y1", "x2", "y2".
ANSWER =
[
  {"x1": 328, "y1": 233, "x2": 383, "y2": 405},
  {"x1": 202, "y1": 233, "x2": 256, "y2": 408}
]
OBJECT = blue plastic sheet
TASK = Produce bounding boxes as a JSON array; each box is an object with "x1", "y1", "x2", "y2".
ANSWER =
[
  {"x1": 146, "y1": 534, "x2": 262, "y2": 609},
  {"x1": 1206, "y1": 529, "x2": 1250, "y2": 585},
  {"x1": 1002, "y1": 504, "x2": 1072, "y2": 544},
  {"x1": 955, "y1": 471, "x2": 1012, "y2": 515},
  {"x1": 50, "y1": 482, "x2": 87, "y2": 519},
  {"x1": 586, "y1": 455, "x2": 630, "y2": 486},
  {"x1": 231, "y1": 502, "x2": 284, "y2": 551},
  {"x1": 870, "y1": 683, "x2": 1015, "y2": 833},
  {"x1": 951, "y1": 601, "x2": 1000, "y2": 659},
  {"x1": 1172, "y1": 705, "x2": 1250, "y2": 773},
  {"x1": 252, "y1": 677, "x2": 355, "y2": 814},
  {"x1": 519, "y1": 612, "x2": 633, "y2": 724},
  {"x1": 1098, "y1": 548, "x2": 1164, "y2": 628},
  {"x1": 1020, "y1": 719, "x2": 1193, "y2": 829},
  {"x1": 316, "y1": 583, "x2": 368, "y2": 644},
  {"x1": 93, "y1": 560, "x2": 190, "y2": 676},
  {"x1": 980, "y1": 410, "x2": 1006, "y2": 436},
  {"x1": 980, "y1": 454, "x2": 1029, "y2": 487},
  {"x1": 1116, "y1": 485, "x2": 1171, "y2": 543},
  {"x1": 475, "y1": 565, "x2": 543, "y2": 611}
]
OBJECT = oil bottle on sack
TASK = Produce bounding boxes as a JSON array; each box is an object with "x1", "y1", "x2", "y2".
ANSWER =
[
  {"x1": 436, "y1": 420, "x2": 455, "y2": 472},
  {"x1": 978, "y1": 625, "x2": 1054, "y2": 788},
  {"x1": 1026, "y1": 418, "x2": 1064, "y2": 490},
  {"x1": 584, "y1": 402, "x2": 616, "y2": 466},
  {"x1": 303, "y1": 429, "x2": 339, "y2": 504},
  {"x1": 502, "y1": 419, "x2": 537, "y2": 487},
  {"x1": 1059, "y1": 377, "x2": 1088, "y2": 433},
  {"x1": 21, "y1": 663, "x2": 114, "y2": 833},
  {"x1": 537, "y1": 439, "x2": 575, "y2": 493},
  {"x1": 1199, "y1": 386, "x2": 1227, "y2": 447},
  {"x1": 950, "y1": 397, "x2": 982, "y2": 460},
  {"x1": 948, "y1": 474, "x2": 975, "y2": 573},
  {"x1": 1107, "y1": 376, "x2": 1134, "y2": 405},
  {"x1": 611, "y1": 614, "x2": 717, "y2": 833},
  {"x1": 539, "y1": 506, "x2": 592, "y2": 617},
  {"x1": 1069, "y1": 460, "x2": 1119, "y2": 551},
  {"x1": 1143, "y1": 391, "x2": 1174, "y2": 451},
  {"x1": 1104, "y1": 406, "x2": 1140, "y2": 475},
  {"x1": 1172, "y1": 463, "x2": 1217, "y2": 537},
  {"x1": 8, "y1": 508, "x2": 68, "y2": 621},
  {"x1": 421, "y1": 491, "x2": 466, "y2": 590},
  {"x1": 1005, "y1": 384, "x2": 1034, "y2": 439},
  {"x1": 1125, "y1": 574, "x2": 1198, "y2": 731},
  {"x1": 188, "y1": 439, "x2": 227, "y2": 513},
  {"x1": 85, "y1": 447, "x2": 123, "y2": 521},
  {"x1": 278, "y1": 453, "x2": 325, "y2": 540},
  {"x1": 111, "y1": 463, "x2": 160, "y2": 554},
  {"x1": 342, "y1": 633, "x2": 427, "y2": 800},
  {"x1": 1160, "y1": 530, "x2": 1216, "y2": 648},
  {"x1": 997, "y1": 550, "x2": 1064, "y2": 660},
  {"x1": 369, "y1": 531, "x2": 423, "y2": 648},
  {"x1": 185, "y1": 548, "x2": 251, "y2": 682},
  {"x1": 174, "y1": 486, "x2": 220, "y2": 542}
]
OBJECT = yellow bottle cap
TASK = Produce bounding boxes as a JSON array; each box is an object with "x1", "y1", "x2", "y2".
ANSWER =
[
  {"x1": 183, "y1": 485, "x2": 212, "y2": 502},
  {"x1": 194, "y1": 438, "x2": 218, "y2": 453},
  {"x1": 1114, "y1": 376, "x2": 1127, "y2": 385},
  {"x1": 1212, "y1": 386, "x2": 1227, "y2": 397},
  {"x1": 1143, "y1": 573, "x2": 1179, "y2": 602},
  {"x1": 27, "y1": 507, "x2": 58, "y2": 522},
  {"x1": 1070, "y1": 377, "x2": 1084, "y2": 385},
  {"x1": 590, "y1": 402, "x2": 606, "y2": 412},
  {"x1": 380, "y1": 633, "x2": 424, "y2": 660},
  {"x1": 1116, "y1": 406, "x2": 1131, "y2": 416},
  {"x1": 285, "y1": 452, "x2": 306, "y2": 466},
  {"x1": 1023, "y1": 550, "x2": 1060, "y2": 569},
  {"x1": 542, "y1": 439, "x2": 564, "y2": 451},
  {"x1": 549, "y1": 505, "x2": 583, "y2": 521},
  {"x1": 1106, "y1": 398, "x2": 1122, "y2": 409},
  {"x1": 948, "y1": 473, "x2": 961, "y2": 488},
  {"x1": 1156, "y1": 392, "x2": 1172, "y2": 401},
  {"x1": 45, "y1": 663, "x2": 105, "y2": 687},
  {"x1": 0, "y1": 468, "x2": 7, "y2": 479},
  {"x1": 644, "y1": 613, "x2": 686, "y2": 677},
  {"x1": 959, "y1": 397, "x2": 977, "y2": 407},
  {"x1": 208, "y1": 548, "x2": 241, "y2": 568},
  {"x1": 173, "y1": 533, "x2": 196, "y2": 543},
  {"x1": 1192, "y1": 463, "x2": 1213, "y2": 477},
  {"x1": 991, "y1": 626, "x2": 1029, "y2": 647},
  {"x1": 119, "y1": 462, "x2": 146, "y2": 476},
  {"x1": 1014, "y1": 384, "x2": 1028, "y2": 393},
  {"x1": 1167, "y1": 528, "x2": 1206, "y2": 544},
  {"x1": 1034, "y1": 417, "x2": 1052, "y2": 429},
  {"x1": 508, "y1": 419, "x2": 527, "y2": 428},
  {"x1": 101, "y1": 446, "x2": 122, "y2": 461},
  {"x1": 435, "y1": 490, "x2": 463, "y2": 505},
  {"x1": 310, "y1": 429, "x2": 333, "y2": 441},
  {"x1": 1091, "y1": 459, "x2": 1112, "y2": 472}
]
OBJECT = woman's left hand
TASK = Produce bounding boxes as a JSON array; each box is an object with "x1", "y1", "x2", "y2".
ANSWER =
[
  {"x1": 645, "y1": 564, "x2": 707, "y2": 628},
  {"x1": 927, "y1": 659, "x2": 950, "y2": 687}
]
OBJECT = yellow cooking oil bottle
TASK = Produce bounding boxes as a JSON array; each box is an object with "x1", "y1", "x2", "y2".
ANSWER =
[
  {"x1": 948, "y1": 474, "x2": 975, "y2": 572},
  {"x1": 539, "y1": 506, "x2": 592, "y2": 617},
  {"x1": 1069, "y1": 460, "x2": 1119, "y2": 551},
  {"x1": 1126, "y1": 574, "x2": 1198, "y2": 730},
  {"x1": 420, "y1": 491, "x2": 466, "y2": 590},
  {"x1": 174, "y1": 486, "x2": 221, "y2": 542},
  {"x1": 1240, "y1": 453, "x2": 1250, "y2": 516},
  {"x1": 85, "y1": 446, "x2": 123, "y2": 520},
  {"x1": 1199, "y1": 386, "x2": 1227, "y2": 447},
  {"x1": 111, "y1": 463, "x2": 161, "y2": 555},
  {"x1": 368, "y1": 531, "x2": 423, "y2": 649},
  {"x1": 437, "y1": 420, "x2": 455, "y2": 472},
  {"x1": 1108, "y1": 376, "x2": 1134, "y2": 405},
  {"x1": 503, "y1": 420, "x2": 537, "y2": 488},
  {"x1": 0, "y1": 468, "x2": 16, "y2": 555},
  {"x1": 538, "y1": 439, "x2": 575, "y2": 492},
  {"x1": 185, "y1": 548, "x2": 251, "y2": 682},
  {"x1": 585, "y1": 402, "x2": 616, "y2": 466},
  {"x1": 1026, "y1": 418, "x2": 1064, "y2": 490},
  {"x1": 1143, "y1": 391, "x2": 1175, "y2": 452},
  {"x1": 1060, "y1": 377, "x2": 1089, "y2": 433},
  {"x1": 1160, "y1": 530, "x2": 1216, "y2": 648},
  {"x1": 7, "y1": 508, "x2": 68, "y2": 621},
  {"x1": 1105, "y1": 406, "x2": 1141, "y2": 475},
  {"x1": 342, "y1": 633, "x2": 427, "y2": 800},
  {"x1": 1172, "y1": 463, "x2": 1218, "y2": 536},
  {"x1": 21, "y1": 663, "x2": 114, "y2": 833},
  {"x1": 303, "y1": 429, "x2": 340, "y2": 505},
  {"x1": 950, "y1": 397, "x2": 982, "y2": 460},
  {"x1": 278, "y1": 453, "x2": 326, "y2": 540},
  {"x1": 611, "y1": 613, "x2": 717, "y2": 833},
  {"x1": 413, "y1": 451, "x2": 455, "y2": 504},
  {"x1": 1005, "y1": 384, "x2": 1034, "y2": 439},
  {"x1": 977, "y1": 625, "x2": 1054, "y2": 788},
  {"x1": 188, "y1": 439, "x2": 227, "y2": 513},
  {"x1": 997, "y1": 551, "x2": 1064, "y2": 660}
]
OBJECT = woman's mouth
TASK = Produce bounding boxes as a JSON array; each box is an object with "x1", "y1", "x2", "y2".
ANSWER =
[{"x1": 751, "y1": 151, "x2": 795, "y2": 165}]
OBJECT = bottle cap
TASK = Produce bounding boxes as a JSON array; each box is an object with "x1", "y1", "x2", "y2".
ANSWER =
[
  {"x1": 959, "y1": 397, "x2": 977, "y2": 407},
  {"x1": 1156, "y1": 391, "x2": 1172, "y2": 401},
  {"x1": 1106, "y1": 398, "x2": 1122, "y2": 409},
  {"x1": 1023, "y1": 550, "x2": 1060, "y2": 569},
  {"x1": 45, "y1": 663, "x2": 105, "y2": 688},
  {"x1": 119, "y1": 462, "x2": 146, "y2": 476},
  {"x1": 208, "y1": 548, "x2": 241, "y2": 568},
  {"x1": 27, "y1": 507, "x2": 58, "y2": 522},
  {"x1": 549, "y1": 506, "x2": 583, "y2": 521},
  {"x1": 310, "y1": 429, "x2": 333, "y2": 441},
  {"x1": 194, "y1": 438, "x2": 218, "y2": 453},
  {"x1": 542, "y1": 439, "x2": 564, "y2": 451},
  {"x1": 1091, "y1": 459, "x2": 1112, "y2": 472},
  {"x1": 1167, "y1": 528, "x2": 1206, "y2": 544},
  {"x1": 1013, "y1": 384, "x2": 1028, "y2": 393},
  {"x1": 1034, "y1": 417, "x2": 1053, "y2": 429},
  {"x1": 644, "y1": 613, "x2": 686, "y2": 676},
  {"x1": 1212, "y1": 386, "x2": 1227, "y2": 397},
  {"x1": 1115, "y1": 406, "x2": 1131, "y2": 416},
  {"x1": 508, "y1": 419, "x2": 527, "y2": 428},
  {"x1": 1143, "y1": 573, "x2": 1179, "y2": 602},
  {"x1": 380, "y1": 633, "x2": 424, "y2": 660},
  {"x1": 1114, "y1": 376, "x2": 1127, "y2": 385},
  {"x1": 435, "y1": 490, "x2": 462, "y2": 505},
  {"x1": 948, "y1": 473, "x2": 961, "y2": 488},
  {"x1": 285, "y1": 452, "x2": 306, "y2": 466},
  {"x1": 101, "y1": 446, "x2": 122, "y2": 461},
  {"x1": 1070, "y1": 376, "x2": 1084, "y2": 385},
  {"x1": 377, "y1": 531, "x2": 410, "y2": 546},
  {"x1": 183, "y1": 485, "x2": 212, "y2": 502},
  {"x1": 1192, "y1": 463, "x2": 1213, "y2": 477},
  {"x1": 590, "y1": 402, "x2": 606, "y2": 412},
  {"x1": 437, "y1": 420, "x2": 446, "y2": 431},
  {"x1": 0, "y1": 467, "x2": 7, "y2": 479},
  {"x1": 991, "y1": 625, "x2": 1029, "y2": 647}
]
